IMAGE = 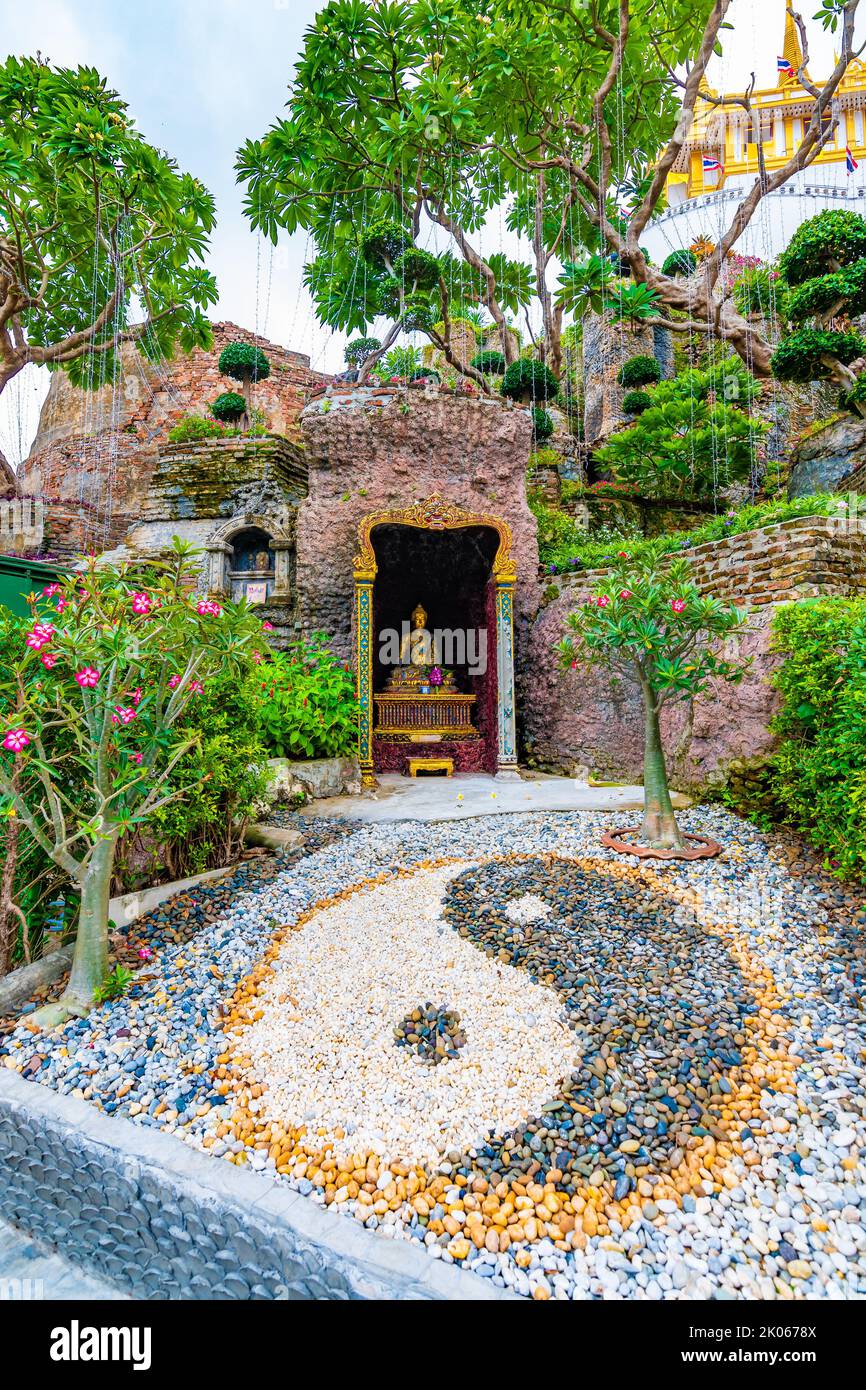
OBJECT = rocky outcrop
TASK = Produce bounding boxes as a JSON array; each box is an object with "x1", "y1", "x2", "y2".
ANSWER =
[
  {"x1": 0, "y1": 448, "x2": 16, "y2": 497},
  {"x1": 788, "y1": 413, "x2": 866, "y2": 497},
  {"x1": 582, "y1": 316, "x2": 672, "y2": 445}
]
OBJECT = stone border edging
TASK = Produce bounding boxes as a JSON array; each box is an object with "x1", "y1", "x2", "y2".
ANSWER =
[{"x1": 0, "y1": 1071, "x2": 514, "y2": 1301}]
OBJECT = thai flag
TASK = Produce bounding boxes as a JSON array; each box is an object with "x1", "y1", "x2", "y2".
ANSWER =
[
  {"x1": 778, "y1": 55, "x2": 794, "y2": 76},
  {"x1": 702, "y1": 156, "x2": 722, "y2": 174},
  {"x1": 847, "y1": 146, "x2": 859, "y2": 174}
]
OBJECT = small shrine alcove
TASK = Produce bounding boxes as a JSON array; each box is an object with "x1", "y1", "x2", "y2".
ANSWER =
[
  {"x1": 353, "y1": 498, "x2": 518, "y2": 786},
  {"x1": 205, "y1": 513, "x2": 294, "y2": 605}
]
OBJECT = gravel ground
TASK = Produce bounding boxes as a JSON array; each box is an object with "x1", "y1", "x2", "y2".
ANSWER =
[{"x1": 2, "y1": 806, "x2": 865, "y2": 1302}]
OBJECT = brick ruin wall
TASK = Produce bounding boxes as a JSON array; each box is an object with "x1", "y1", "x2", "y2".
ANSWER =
[
  {"x1": 14, "y1": 323, "x2": 328, "y2": 558},
  {"x1": 524, "y1": 516, "x2": 866, "y2": 789}
]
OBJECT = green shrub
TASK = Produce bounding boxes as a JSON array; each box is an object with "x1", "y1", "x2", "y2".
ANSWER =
[
  {"x1": 621, "y1": 389, "x2": 652, "y2": 415},
  {"x1": 167, "y1": 414, "x2": 233, "y2": 443},
  {"x1": 768, "y1": 599, "x2": 866, "y2": 878},
  {"x1": 131, "y1": 673, "x2": 269, "y2": 882},
  {"x1": 661, "y1": 249, "x2": 697, "y2": 277},
  {"x1": 501, "y1": 358, "x2": 559, "y2": 401},
  {"x1": 617, "y1": 355, "x2": 661, "y2": 388},
  {"x1": 531, "y1": 406, "x2": 554, "y2": 440},
  {"x1": 211, "y1": 391, "x2": 246, "y2": 422},
  {"x1": 247, "y1": 633, "x2": 358, "y2": 759},
  {"x1": 470, "y1": 350, "x2": 506, "y2": 374}
]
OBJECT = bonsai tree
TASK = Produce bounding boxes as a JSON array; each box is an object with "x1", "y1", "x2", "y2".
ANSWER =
[
  {"x1": 773, "y1": 209, "x2": 866, "y2": 413},
  {"x1": 345, "y1": 336, "x2": 382, "y2": 371},
  {"x1": 217, "y1": 341, "x2": 271, "y2": 429},
  {"x1": 501, "y1": 358, "x2": 559, "y2": 404},
  {"x1": 0, "y1": 56, "x2": 217, "y2": 396},
  {"x1": 210, "y1": 391, "x2": 246, "y2": 425},
  {"x1": 557, "y1": 548, "x2": 748, "y2": 851},
  {"x1": 598, "y1": 359, "x2": 767, "y2": 499},
  {"x1": 621, "y1": 390, "x2": 652, "y2": 416},
  {"x1": 0, "y1": 541, "x2": 267, "y2": 1024}
]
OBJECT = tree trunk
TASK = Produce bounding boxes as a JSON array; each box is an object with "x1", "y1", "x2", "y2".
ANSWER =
[
  {"x1": 241, "y1": 371, "x2": 252, "y2": 432},
  {"x1": 0, "y1": 809, "x2": 21, "y2": 977},
  {"x1": 32, "y1": 833, "x2": 118, "y2": 1026},
  {"x1": 640, "y1": 695, "x2": 684, "y2": 850}
]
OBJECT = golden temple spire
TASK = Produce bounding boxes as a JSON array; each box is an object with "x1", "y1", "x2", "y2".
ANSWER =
[{"x1": 782, "y1": 3, "x2": 808, "y2": 80}]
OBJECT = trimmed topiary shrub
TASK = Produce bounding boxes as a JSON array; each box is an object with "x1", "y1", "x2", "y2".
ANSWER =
[
  {"x1": 771, "y1": 328, "x2": 865, "y2": 383},
  {"x1": 470, "y1": 349, "x2": 506, "y2": 374},
  {"x1": 501, "y1": 357, "x2": 559, "y2": 402},
  {"x1": 393, "y1": 247, "x2": 440, "y2": 289},
  {"x1": 617, "y1": 355, "x2": 661, "y2": 388},
  {"x1": 359, "y1": 218, "x2": 412, "y2": 267},
  {"x1": 345, "y1": 335, "x2": 381, "y2": 367},
  {"x1": 218, "y1": 341, "x2": 271, "y2": 385},
  {"x1": 621, "y1": 389, "x2": 652, "y2": 415},
  {"x1": 779, "y1": 209, "x2": 866, "y2": 287},
  {"x1": 531, "y1": 406, "x2": 555, "y2": 440},
  {"x1": 211, "y1": 391, "x2": 246, "y2": 423},
  {"x1": 662, "y1": 249, "x2": 697, "y2": 277}
]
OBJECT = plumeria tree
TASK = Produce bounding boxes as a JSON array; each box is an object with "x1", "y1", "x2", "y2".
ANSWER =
[
  {"x1": 557, "y1": 549, "x2": 748, "y2": 851},
  {"x1": 0, "y1": 541, "x2": 268, "y2": 1025}
]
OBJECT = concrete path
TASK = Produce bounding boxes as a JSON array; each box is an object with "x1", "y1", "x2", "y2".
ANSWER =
[
  {"x1": 0, "y1": 1217, "x2": 128, "y2": 1301},
  {"x1": 304, "y1": 771, "x2": 689, "y2": 824}
]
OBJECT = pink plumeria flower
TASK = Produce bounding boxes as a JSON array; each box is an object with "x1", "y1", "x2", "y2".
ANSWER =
[
  {"x1": 131, "y1": 592, "x2": 152, "y2": 616},
  {"x1": 188, "y1": 680, "x2": 204, "y2": 695},
  {"x1": 75, "y1": 667, "x2": 100, "y2": 688},
  {"x1": 252, "y1": 650, "x2": 263, "y2": 664},
  {"x1": 262, "y1": 621, "x2": 274, "y2": 631},
  {"x1": 138, "y1": 946, "x2": 153, "y2": 961},
  {"x1": 2, "y1": 728, "x2": 31, "y2": 753},
  {"x1": 168, "y1": 674, "x2": 182, "y2": 689},
  {"x1": 197, "y1": 599, "x2": 222, "y2": 617},
  {"x1": 40, "y1": 652, "x2": 59, "y2": 669},
  {"x1": 113, "y1": 706, "x2": 137, "y2": 726},
  {"x1": 671, "y1": 598, "x2": 687, "y2": 614},
  {"x1": 25, "y1": 622, "x2": 55, "y2": 651},
  {"x1": 42, "y1": 584, "x2": 61, "y2": 598},
  {"x1": 55, "y1": 596, "x2": 69, "y2": 612},
  {"x1": 129, "y1": 750, "x2": 144, "y2": 765},
  {"x1": 594, "y1": 595, "x2": 611, "y2": 608},
  {"x1": 619, "y1": 589, "x2": 632, "y2": 600},
  {"x1": 130, "y1": 687, "x2": 143, "y2": 705}
]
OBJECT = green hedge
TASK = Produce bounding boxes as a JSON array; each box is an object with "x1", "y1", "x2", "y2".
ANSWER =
[{"x1": 767, "y1": 599, "x2": 866, "y2": 878}]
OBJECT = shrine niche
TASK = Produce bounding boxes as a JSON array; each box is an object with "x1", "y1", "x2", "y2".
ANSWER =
[
  {"x1": 354, "y1": 497, "x2": 518, "y2": 786},
  {"x1": 205, "y1": 513, "x2": 294, "y2": 604}
]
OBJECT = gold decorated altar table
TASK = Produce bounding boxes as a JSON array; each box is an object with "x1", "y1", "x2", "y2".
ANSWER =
[{"x1": 373, "y1": 691, "x2": 478, "y2": 739}]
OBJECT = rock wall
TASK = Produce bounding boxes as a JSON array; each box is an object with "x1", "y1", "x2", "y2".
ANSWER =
[
  {"x1": 582, "y1": 316, "x2": 672, "y2": 445},
  {"x1": 16, "y1": 323, "x2": 328, "y2": 557},
  {"x1": 788, "y1": 413, "x2": 866, "y2": 498},
  {"x1": 297, "y1": 387, "x2": 540, "y2": 679},
  {"x1": 525, "y1": 516, "x2": 866, "y2": 787}
]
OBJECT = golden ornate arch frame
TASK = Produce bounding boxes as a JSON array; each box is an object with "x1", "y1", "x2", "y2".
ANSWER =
[{"x1": 353, "y1": 496, "x2": 519, "y2": 787}]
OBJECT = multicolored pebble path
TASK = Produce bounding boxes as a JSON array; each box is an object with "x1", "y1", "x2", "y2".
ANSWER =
[{"x1": 3, "y1": 808, "x2": 865, "y2": 1301}]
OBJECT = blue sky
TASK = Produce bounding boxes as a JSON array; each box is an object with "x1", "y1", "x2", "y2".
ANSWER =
[{"x1": 0, "y1": 0, "x2": 851, "y2": 462}]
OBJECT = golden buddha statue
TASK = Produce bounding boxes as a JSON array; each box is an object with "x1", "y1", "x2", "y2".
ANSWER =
[{"x1": 385, "y1": 602, "x2": 457, "y2": 692}]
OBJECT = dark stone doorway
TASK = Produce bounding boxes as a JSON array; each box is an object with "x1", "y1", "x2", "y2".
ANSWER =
[{"x1": 370, "y1": 524, "x2": 499, "y2": 773}]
